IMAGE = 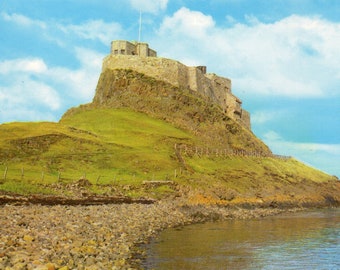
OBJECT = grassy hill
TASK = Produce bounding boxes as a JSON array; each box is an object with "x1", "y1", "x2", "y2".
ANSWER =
[
  {"x1": 0, "y1": 109, "x2": 189, "y2": 195},
  {"x1": 0, "y1": 69, "x2": 339, "y2": 206}
]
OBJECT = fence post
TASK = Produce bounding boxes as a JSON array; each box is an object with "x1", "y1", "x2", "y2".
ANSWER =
[
  {"x1": 96, "y1": 176, "x2": 101, "y2": 185},
  {"x1": 174, "y1": 169, "x2": 177, "y2": 178},
  {"x1": 21, "y1": 167, "x2": 24, "y2": 180},
  {"x1": 41, "y1": 171, "x2": 44, "y2": 181},
  {"x1": 3, "y1": 166, "x2": 8, "y2": 181}
]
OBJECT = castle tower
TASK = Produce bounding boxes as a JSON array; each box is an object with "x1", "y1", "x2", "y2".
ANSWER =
[{"x1": 110, "y1": 40, "x2": 157, "y2": 57}]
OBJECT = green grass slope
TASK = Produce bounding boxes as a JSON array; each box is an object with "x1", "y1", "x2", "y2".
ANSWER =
[
  {"x1": 1, "y1": 108, "x2": 339, "y2": 206},
  {"x1": 0, "y1": 69, "x2": 339, "y2": 206},
  {"x1": 0, "y1": 108, "x2": 191, "y2": 195}
]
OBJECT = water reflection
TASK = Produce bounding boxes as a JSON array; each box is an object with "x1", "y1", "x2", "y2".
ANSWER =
[{"x1": 144, "y1": 209, "x2": 340, "y2": 269}]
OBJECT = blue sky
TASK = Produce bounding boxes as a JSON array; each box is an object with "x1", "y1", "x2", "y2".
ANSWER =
[{"x1": 0, "y1": 0, "x2": 339, "y2": 177}]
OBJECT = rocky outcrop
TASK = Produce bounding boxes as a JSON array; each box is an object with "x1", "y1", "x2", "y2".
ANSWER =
[
  {"x1": 102, "y1": 54, "x2": 251, "y2": 129},
  {"x1": 91, "y1": 68, "x2": 270, "y2": 154}
]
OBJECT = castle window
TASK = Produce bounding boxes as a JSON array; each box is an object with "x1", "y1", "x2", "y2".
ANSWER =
[
  {"x1": 114, "y1": 50, "x2": 118, "y2": 55},
  {"x1": 121, "y1": 49, "x2": 125, "y2": 54}
]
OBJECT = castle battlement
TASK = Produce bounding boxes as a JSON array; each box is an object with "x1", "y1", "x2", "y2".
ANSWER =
[
  {"x1": 111, "y1": 40, "x2": 157, "y2": 57},
  {"x1": 102, "y1": 41, "x2": 250, "y2": 130}
]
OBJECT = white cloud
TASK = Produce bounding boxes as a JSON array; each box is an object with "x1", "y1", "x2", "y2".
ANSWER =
[
  {"x1": 153, "y1": 10, "x2": 340, "y2": 98},
  {"x1": 263, "y1": 131, "x2": 340, "y2": 177},
  {"x1": 129, "y1": 0, "x2": 168, "y2": 14},
  {"x1": 0, "y1": 79, "x2": 61, "y2": 113},
  {"x1": 0, "y1": 12, "x2": 111, "y2": 122},
  {"x1": 160, "y1": 8, "x2": 215, "y2": 38},
  {"x1": 1, "y1": 12, "x2": 46, "y2": 28},
  {"x1": 0, "y1": 58, "x2": 47, "y2": 74},
  {"x1": 264, "y1": 131, "x2": 340, "y2": 156},
  {"x1": 263, "y1": 130, "x2": 283, "y2": 142},
  {"x1": 0, "y1": 59, "x2": 56, "y2": 102},
  {"x1": 0, "y1": 47, "x2": 103, "y2": 123},
  {"x1": 252, "y1": 110, "x2": 280, "y2": 124},
  {"x1": 1, "y1": 12, "x2": 122, "y2": 46},
  {"x1": 0, "y1": 110, "x2": 57, "y2": 123},
  {"x1": 58, "y1": 20, "x2": 122, "y2": 45},
  {"x1": 46, "y1": 48, "x2": 103, "y2": 100}
]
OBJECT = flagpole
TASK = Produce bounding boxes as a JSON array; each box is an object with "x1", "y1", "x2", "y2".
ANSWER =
[{"x1": 138, "y1": 10, "x2": 142, "y2": 42}]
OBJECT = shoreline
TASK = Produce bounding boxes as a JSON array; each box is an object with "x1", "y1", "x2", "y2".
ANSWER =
[
  {"x1": 1, "y1": 199, "x2": 330, "y2": 270},
  {"x1": 129, "y1": 202, "x2": 312, "y2": 269}
]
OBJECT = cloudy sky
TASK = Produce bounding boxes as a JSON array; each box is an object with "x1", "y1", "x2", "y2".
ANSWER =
[{"x1": 0, "y1": 0, "x2": 339, "y2": 177}]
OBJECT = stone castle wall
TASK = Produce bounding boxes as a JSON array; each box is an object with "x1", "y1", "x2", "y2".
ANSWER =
[
  {"x1": 103, "y1": 55, "x2": 188, "y2": 88},
  {"x1": 102, "y1": 43, "x2": 251, "y2": 130},
  {"x1": 111, "y1": 40, "x2": 157, "y2": 57}
]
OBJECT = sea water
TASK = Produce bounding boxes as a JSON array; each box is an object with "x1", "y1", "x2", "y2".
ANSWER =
[{"x1": 143, "y1": 208, "x2": 340, "y2": 269}]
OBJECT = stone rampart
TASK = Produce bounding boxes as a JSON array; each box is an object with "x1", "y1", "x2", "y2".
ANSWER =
[{"x1": 103, "y1": 55, "x2": 188, "y2": 88}]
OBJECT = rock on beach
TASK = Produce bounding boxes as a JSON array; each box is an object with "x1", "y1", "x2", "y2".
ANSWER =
[
  {"x1": 0, "y1": 202, "x2": 190, "y2": 269},
  {"x1": 0, "y1": 201, "x2": 286, "y2": 269}
]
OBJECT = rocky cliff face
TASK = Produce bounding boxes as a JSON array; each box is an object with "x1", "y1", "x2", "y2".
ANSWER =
[
  {"x1": 102, "y1": 55, "x2": 251, "y2": 129},
  {"x1": 90, "y1": 68, "x2": 270, "y2": 154}
]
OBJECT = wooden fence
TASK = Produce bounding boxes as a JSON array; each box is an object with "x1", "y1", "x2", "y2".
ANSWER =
[
  {"x1": 1, "y1": 166, "x2": 73, "y2": 183},
  {"x1": 0, "y1": 166, "x2": 182, "y2": 184},
  {"x1": 174, "y1": 144, "x2": 291, "y2": 160},
  {"x1": 1, "y1": 145, "x2": 291, "y2": 183}
]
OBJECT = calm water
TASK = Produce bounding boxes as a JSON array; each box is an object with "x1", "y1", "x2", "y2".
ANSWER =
[{"x1": 143, "y1": 208, "x2": 340, "y2": 270}]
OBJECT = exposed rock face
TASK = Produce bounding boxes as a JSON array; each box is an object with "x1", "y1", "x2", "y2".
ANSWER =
[
  {"x1": 102, "y1": 50, "x2": 251, "y2": 129},
  {"x1": 91, "y1": 68, "x2": 271, "y2": 154}
]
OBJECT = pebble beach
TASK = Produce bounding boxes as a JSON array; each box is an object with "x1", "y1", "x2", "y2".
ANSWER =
[{"x1": 0, "y1": 201, "x2": 290, "y2": 269}]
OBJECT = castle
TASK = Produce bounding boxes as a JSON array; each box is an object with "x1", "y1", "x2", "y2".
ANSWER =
[
  {"x1": 102, "y1": 40, "x2": 251, "y2": 130},
  {"x1": 110, "y1": 40, "x2": 157, "y2": 57}
]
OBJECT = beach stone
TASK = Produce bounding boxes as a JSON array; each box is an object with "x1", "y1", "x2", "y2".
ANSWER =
[
  {"x1": 72, "y1": 240, "x2": 83, "y2": 248},
  {"x1": 0, "y1": 200, "x2": 287, "y2": 269},
  {"x1": 45, "y1": 262, "x2": 56, "y2": 270},
  {"x1": 0, "y1": 258, "x2": 7, "y2": 269},
  {"x1": 85, "y1": 256, "x2": 96, "y2": 266},
  {"x1": 13, "y1": 262, "x2": 27, "y2": 270},
  {"x1": 23, "y1": 235, "x2": 34, "y2": 242},
  {"x1": 29, "y1": 262, "x2": 56, "y2": 270}
]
